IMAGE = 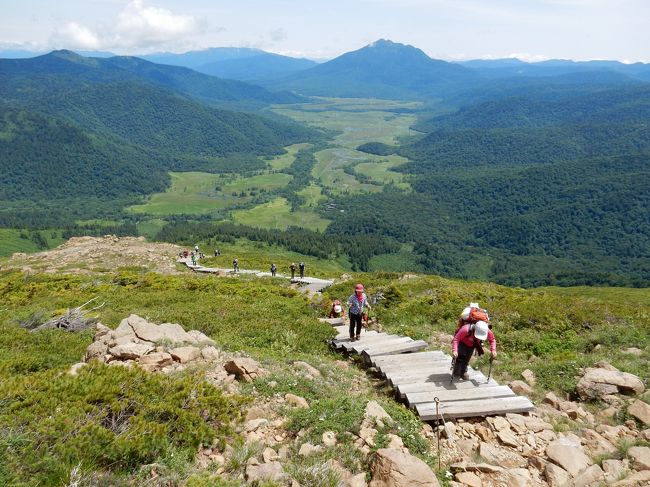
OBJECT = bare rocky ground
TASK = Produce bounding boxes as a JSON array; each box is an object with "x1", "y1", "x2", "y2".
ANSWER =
[
  {"x1": 2, "y1": 235, "x2": 184, "y2": 275},
  {"x1": 73, "y1": 315, "x2": 650, "y2": 487}
]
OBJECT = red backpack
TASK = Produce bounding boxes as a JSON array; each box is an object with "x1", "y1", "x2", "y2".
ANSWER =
[{"x1": 468, "y1": 307, "x2": 489, "y2": 323}]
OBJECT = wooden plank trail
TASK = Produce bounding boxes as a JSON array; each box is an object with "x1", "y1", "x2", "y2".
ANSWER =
[
  {"x1": 325, "y1": 319, "x2": 534, "y2": 420},
  {"x1": 178, "y1": 257, "x2": 334, "y2": 293}
]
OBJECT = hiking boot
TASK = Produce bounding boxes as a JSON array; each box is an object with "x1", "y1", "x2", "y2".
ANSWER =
[
  {"x1": 356, "y1": 335, "x2": 361, "y2": 340},
  {"x1": 462, "y1": 372, "x2": 470, "y2": 380},
  {"x1": 350, "y1": 336, "x2": 356, "y2": 342}
]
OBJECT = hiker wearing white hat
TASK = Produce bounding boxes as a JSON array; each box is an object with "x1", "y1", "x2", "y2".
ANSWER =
[
  {"x1": 452, "y1": 320, "x2": 497, "y2": 380},
  {"x1": 456, "y1": 302, "x2": 490, "y2": 334}
]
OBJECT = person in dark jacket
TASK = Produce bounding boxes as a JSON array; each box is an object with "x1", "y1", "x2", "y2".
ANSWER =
[{"x1": 347, "y1": 283, "x2": 371, "y2": 341}]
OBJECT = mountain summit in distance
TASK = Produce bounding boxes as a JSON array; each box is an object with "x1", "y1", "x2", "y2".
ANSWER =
[{"x1": 261, "y1": 39, "x2": 479, "y2": 99}]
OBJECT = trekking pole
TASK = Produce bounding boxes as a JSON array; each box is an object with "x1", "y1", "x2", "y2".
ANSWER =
[
  {"x1": 486, "y1": 355, "x2": 494, "y2": 384},
  {"x1": 435, "y1": 397, "x2": 441, "y2": 472},
  {"x1": 450, "y1": 356, "x2": 456, "y2": 384}
]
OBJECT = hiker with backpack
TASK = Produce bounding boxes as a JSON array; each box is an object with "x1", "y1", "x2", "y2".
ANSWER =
[
  {"x1": 328, "y1": 299, "x2": 346, "y2": 318},
  {"x1": 290, "y1": 262, "x2": 297, "y2": 280},
  {"x1": 347, "y1": 284, "x2": 371, "y2": 341},
  {"x1": 299, "y1": 262, "x2": 305, "y2": 279},
  {"x1": 456, "y1": 302, "x2": 490, "y2": 334},
  {"x1": 452, "y1": 319, "x2": 497, "y2": 380},
  {"x1": 233, "y1": 258, "x2": 239, "y2": 273},
  {"x1": 270, "y1": 263, "x2": 277, "y2": 277}
]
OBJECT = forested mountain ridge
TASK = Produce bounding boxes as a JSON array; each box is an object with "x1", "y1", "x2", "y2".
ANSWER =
[
  {"x1": 414, "y1": 85, "x2": 650, "y2": 131},
  {"x1": 0, "y1": 103, "x2": 167, "y2": 200},
  {"x1": 0, "y1": 50, "x2": 301, "y2": 110},
  {"x1": 19, "y1": 81, "x2": 316, "y2": 159}
]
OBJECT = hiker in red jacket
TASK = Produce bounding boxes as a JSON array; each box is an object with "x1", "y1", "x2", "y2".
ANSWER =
[{"x1": 452, "y1": 321, "x2": 497, "y2": 380}]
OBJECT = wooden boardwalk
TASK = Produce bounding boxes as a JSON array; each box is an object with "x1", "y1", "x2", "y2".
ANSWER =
[
  {"x1": 326, "y1": 318, "x2": 534, "y2": 420},
  {"x1": 179, "y1": 258, "x2": 333, "y2": 293}
]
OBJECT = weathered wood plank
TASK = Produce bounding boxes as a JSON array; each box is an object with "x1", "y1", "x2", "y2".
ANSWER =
[
  {"x1": 351, "y1": 337, "x2": 414, "y2": 354},
  {"x1": 383, "y1": 363, "x2": 451, "y2": 381},
  {"x1": 332, "y1": 331, "x2": 380, "y2": 343},
  {"x1": 371, "y1": 351, "x2": 447, "y2": 366},
  {"x1": 405, "y1": 386, "x2": 516, "y2": 407},
  {"x1": 337, "y1": 335, "x2": 404, "y2": 351},
  {"x1": 389, "y1": 369, "x2": 485, "y2": 387},
  {"x1": 373, "y1": 350, "x2": 446, "y2": 361},
  {"x1": 362, "y1": 340, "x2": 428, "y2": 359},
  {"x1": 395, "y1": 378, "x2": 500, "y2": 399},
  {"x1": 336, "y1": 333, "x2": 398, "y2": 346},
  {"x1": 377, "y1": 358, "x2": 452, "y2": 374},
  {"x1": 319, "y1": 317, "x2": 345, "y2": 326},
  {"x1": 416, "y1": 396, "x2": 535, "y2": 420}
]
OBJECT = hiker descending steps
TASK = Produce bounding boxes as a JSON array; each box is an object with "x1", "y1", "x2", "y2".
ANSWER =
[{"x1": 347, "y1": 283, "x2": 371, "y2": 341}]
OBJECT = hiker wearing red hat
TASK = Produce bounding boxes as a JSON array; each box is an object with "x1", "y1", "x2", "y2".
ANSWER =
[{"x1": 347, "y1": 283, "x2": 371, "y2": 341}]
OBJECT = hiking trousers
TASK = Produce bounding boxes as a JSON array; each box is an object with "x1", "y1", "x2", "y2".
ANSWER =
[
  {"x1": 349, "y1": 313, "x2": 363, "y2": 339},
  {"x1": 453, "y1": 341, "x2": 475, "y2": 378}
]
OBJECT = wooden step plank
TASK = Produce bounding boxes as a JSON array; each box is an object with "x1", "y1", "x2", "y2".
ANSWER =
[
  {"x1": 338, "y1": 335, "x2": 404, "y2": 351},
  {"x1": 384, "y1": 365, "x2": 457, "y2": 382},
  {"x1": 386, "y1": 365, "x2": 480, "y2": 382},
  {"x1": 362, "y1": 340, "x2": 428, "y2": 359},
  {"x1": 372, "y1": 350, "x2": 446, "y2": 362},
  {"x1": 405, "y1": 386, "x2": 516, "y2": 407},
  {"x1": 389, "y1": 370, "x2": 486, "y2": 387},
  {"x1": 351, "y1": 336, "x2": 414, "y2": 354},
  {"x1": 395, "y1": 378, "x2": 500, "y2": 398},
  {"x1": 371, "y1": 351, "x2": 447, "y2": 367},
  {"x1": 333, "y1": 331, "x2": 380, "y2": 343},
  {"x1": 332, "y1": 331, "x2": 382, "y2": 341},
  {"x1": 378, "y1": 358, "x2": 452, "y2": 373},
  {"x1": 338, "y1": 333, "x2": 399, "y2": 346},
  {"x1": 416, "y1": 396, "x2": 535, "y2": 420},
  {"x1": 319, "y1": 317, "x2": 345, "y2": 326}
]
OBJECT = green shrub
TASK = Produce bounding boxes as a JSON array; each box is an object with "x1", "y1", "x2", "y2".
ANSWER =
[
  {"x1": 286, "y1": 396, "x2": 366, "y2": 441},
  {"x1": 0, "y1": 363, "x2": 242, "y2": 486}
]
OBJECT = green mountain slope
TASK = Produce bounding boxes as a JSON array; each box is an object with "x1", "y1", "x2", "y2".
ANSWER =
[
  {"x1": 0, "y1": 50, "x2": 301, "y2": 110},
  {"x1": 0, "y1": 104, "x2": 167, "y2": 200},
  {"x1": 262, "y1": 39, "x2": 479, "y2": 99},
  {"x1": 31, "y1": 81, "x2": 315, "y2": 158},
  {"x1": 416, "y1": 85, "x2": 650, "y2": 131}
]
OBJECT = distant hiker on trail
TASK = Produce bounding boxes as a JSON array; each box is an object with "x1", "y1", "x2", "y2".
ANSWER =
[
  {"x1": 271, "y1": 263, "x2": 277, "y2": 277},
  {"x1": 214, "y1": 249, "x2": 220, "y2": 257},
  {"x1": 347, "y1": 283, "x2": 371, "y2": 342},
  {"x1": 191, "y1": 251, "x2": 197, "y2": 266},
  {"x1": 195, "y1": 245, "x2": 199, "y2": 254},
  {"x1": 290, "y1": 262, "x2": 297, "y2": 280},
  {"x1": 328, "y1": 299, "x2": 346, "y2": 318},
  {"x1": 456, "y1": 302, "x2": 490, "y2": 334},
  {"x1": 452, "y1": 320, "x2": 497, "y2": 381},
  {"x1": 299, "y1": 262, "x2": 305, "y2": 279},
  {"x1": 183, "y1": 250, "x2": 189, "y2": 258},
  {"x1": 233, "y1": 258, "x2": 239, "y2": 273}
]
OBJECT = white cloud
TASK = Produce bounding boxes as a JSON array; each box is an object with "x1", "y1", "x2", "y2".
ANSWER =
[
  {"x1": 52, "y1": 21, "x2": 101, "y2": 50},
  {"x1": 49, "y1": 0, "x2": 205, "y2": 52}
]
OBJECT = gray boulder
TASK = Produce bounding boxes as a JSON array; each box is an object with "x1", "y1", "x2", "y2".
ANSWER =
[{"x1": 369, "y1": 448, "x2": 440, "y2": 487}]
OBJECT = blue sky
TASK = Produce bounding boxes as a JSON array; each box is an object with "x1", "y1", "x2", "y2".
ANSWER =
[{"x1": 1, "y1": 0, "x2": 647, "y2": 61}]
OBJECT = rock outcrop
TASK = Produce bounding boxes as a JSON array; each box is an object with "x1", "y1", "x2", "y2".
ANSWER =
[
  {"x1": 576, "y1": 362, "x2": 645, "y2": 400},
  {"x1": 369, "y1": 448, "x2": 440, "y2": 487},
  {"x1": 79, "y1": 314, "x2": 217, "y2": 372}
]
